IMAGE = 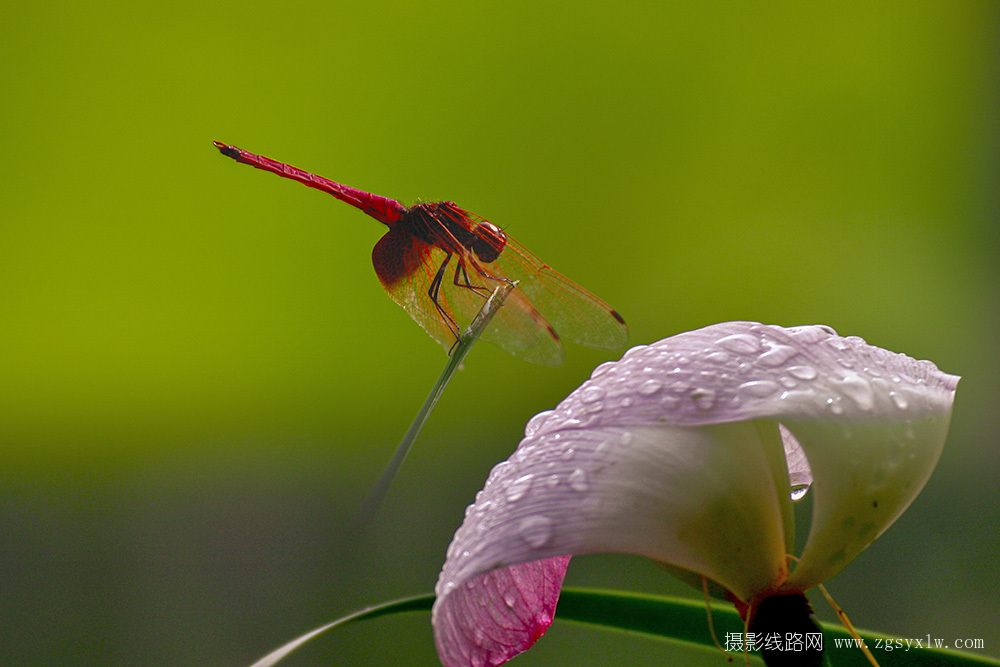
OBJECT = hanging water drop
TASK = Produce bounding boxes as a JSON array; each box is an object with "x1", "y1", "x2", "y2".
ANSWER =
[{"x1": 890, "y1": 391, "x2": 909, "y2": 410}]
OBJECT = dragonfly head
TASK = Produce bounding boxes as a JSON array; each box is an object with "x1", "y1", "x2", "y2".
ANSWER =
[{"x1": 472, "y1": 221, "x2": 507, "y2": 263}]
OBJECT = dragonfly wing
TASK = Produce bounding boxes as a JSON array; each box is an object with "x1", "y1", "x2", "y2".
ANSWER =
[
  {"x1": 372, "y1": 227, "x2": 565, "y2": 366},
  {"x1": 372, "y1": 225, "x2": 455, "y2": 352},
  {"x1": 445, "y1": 264, "x2": 566, "y2": 367},
  {"x1": 493, "y1": 238, "x2": 629, "y2": 351}
]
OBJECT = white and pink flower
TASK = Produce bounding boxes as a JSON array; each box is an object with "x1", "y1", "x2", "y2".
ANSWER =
[{"x1": 433, "y1": 322, "x2": 958, "y2": 667}]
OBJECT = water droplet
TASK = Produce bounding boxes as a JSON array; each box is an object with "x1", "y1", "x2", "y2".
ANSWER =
[
  {"x1": 890, "y1": 391, "x2": 909, "y2": 410},
  {"x1": 838, "y1": 373, "x2": 875, "y2": 410},
  {"x1": 787, "y1": 365, "x2": 818, "y2": 380},
  {"x1": 519, "y1": 515, "x2": 554, "y2": 548},
  {"x1": 619, "y1": 396, "x2": 633, "y2": 408},
  {"x1": 503, "y1": 589, "x2": 519, "y2": 608},
  {"x1": 638, "y1": 379, "x2": 662, "y2": 395},
  {"x1": 827, "y1": 338, "x2": 850, "y2": 351},
  {"x1": 659, "y1": 394, "x2": 679, "y2": 409},
  {"x1": 716, "y1": 333, "x2": 762, "y2": 354},
  {"x1": 739, "y1": 380, "x2": 781, "y2": 398},
  {"x1": 618, "y1": 431, "x2": 633, "y2": 446},
  {"x1": 705, "y1": 351, "x2": 730, "y2": 364},
  {"x1": 505, "y1": 474, "x2": 534, "y2": 502},
  {"x1": 827, "y1": 397, "x2": 844, "y2": 414},
  {"x1": 591, "y1": 361, "x2": 616, "y2": 378},
  {"x1": 568, "y1": 468, "x2": 589, "y2": 491},
  {"x1": 581, "y1": 386, "x2": 605, "y2": 403},
  {"x1": 780, "y1": 375, "x2": 797, "y2": 389},
  {"x1": 692, "y1": 389, "x2": 716, "y2": 410},
  {"x1": 486, "y1": 461, "x2": 511, "y2": 486},
  {"x1": 524, "y1": 411, "x2": 552, "y2": 436},
  {"x1": 790, "y1": 484, "x2": 811, "y2": 501},
  {"x1": 758, "y1": 344, "x2": 798, "y2": 367}
]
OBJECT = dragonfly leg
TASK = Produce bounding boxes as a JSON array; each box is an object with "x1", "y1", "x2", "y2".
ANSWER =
[
  {"x1": 452, "y1": 258, "x2": 494, "y2": 299},
  {"x1": 465, "y1": 259, "x2": 516, "y2": 290},
  {"x1": 428, "y1": 252, "x2": 462, "y2": 343}
]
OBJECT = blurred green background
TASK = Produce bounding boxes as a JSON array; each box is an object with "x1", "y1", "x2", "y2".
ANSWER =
[{"x1": 2, "y1": 1, "x2": 997, "y2": 665}]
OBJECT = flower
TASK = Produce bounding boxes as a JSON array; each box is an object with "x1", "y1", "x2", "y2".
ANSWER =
[{"x1": 432, "y1": 322, "x2": 959, "y2": 667}]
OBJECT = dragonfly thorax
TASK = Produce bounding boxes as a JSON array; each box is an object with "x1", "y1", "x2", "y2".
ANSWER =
[{"x1": 407, "y1": 202, "x2": 507, "y2": 264}]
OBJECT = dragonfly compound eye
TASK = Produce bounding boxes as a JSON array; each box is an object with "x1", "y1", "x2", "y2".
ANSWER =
[{"x1": 472, "y1": 222, "x2": 506, "y2": 263}]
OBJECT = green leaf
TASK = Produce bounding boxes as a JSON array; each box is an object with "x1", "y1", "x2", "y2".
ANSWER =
[
  {"x1": 555, "y1": 588, "x2": 1000, "y2": 667},
  {"x1": 247, "y1": 587, "x2": 999, "y2": 667}
]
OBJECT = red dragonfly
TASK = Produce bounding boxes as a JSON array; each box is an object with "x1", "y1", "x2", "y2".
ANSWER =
[{"x1": 214, "y1": 142, "x2": 627, "y2": 366}]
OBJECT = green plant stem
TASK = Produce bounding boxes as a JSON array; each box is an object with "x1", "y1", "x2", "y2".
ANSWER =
[{"x1": 357, "y1": 281, "x2": 517, "y2": 522}]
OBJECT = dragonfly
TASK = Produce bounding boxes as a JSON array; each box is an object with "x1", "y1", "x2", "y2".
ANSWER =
[{"x1": 213, "y1": 142, "x2": 628, "y2": 366}]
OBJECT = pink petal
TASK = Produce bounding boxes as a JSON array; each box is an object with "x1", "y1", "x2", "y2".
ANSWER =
[{"x1": 433, "y1": 556, "x2": 570, "y2": 667}]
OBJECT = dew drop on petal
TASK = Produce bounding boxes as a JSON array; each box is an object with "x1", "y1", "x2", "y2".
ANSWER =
[
  {"x1": 568, "y1": 468, "x2": 589, "y2": 492},
  {"x1": 717, "y1": 333, "x2": 762, "y2": 354},
  {"x1": 739, "y1": 380, "x2": 781, "y2": 398},
  {"x1": 827, "y1": 338, "x2": 851, "y2": 351},
  {"x1": 503, "y1": 589, "x2": 519, "y2": 608},
  {"x1": 581, "y1": 386, "x2": 606, "y2": 403},
  {"x1": 638, "y1": 379, "x2": 662, "y2": 395},
  {"x1": 519, "y1": 515, "x2": 554, "y2": 548},
  {"x1": 790, "y1": 484, "x2": 811, "y2": 501},
  {"x1": 692, "y1": 389, "x2": 716, "y2": 410},
  {"x1": 591, "y1": 361, "x2": 616, "y2": 378},
  {"x1": 524, "y1": 411, "x2": 553, "y2": 437},
  {"x1": 890, "y1": 391, "x2": 909, "y2": 410},
  {"x1": 758, "y1": 344, "x2": 798, "y2": 367},
  {"x1": 506, "y1": 474, "x2": 534, "y2": 502},
  {"x1": 618, "y1": 430, "x2": 633, "y2": 447},
  {"x1": 826, "y1": 396, "x2": 845, "y2": 415},
  {"x1": 838, "y1": 373, "x2": 875, "y2": 410},
  {"x1": 787, "y1": 365, "x2": 818, "y2": 380},
  {"x1": 705, "y1": 351, "x2": 730, "y2": 364}
]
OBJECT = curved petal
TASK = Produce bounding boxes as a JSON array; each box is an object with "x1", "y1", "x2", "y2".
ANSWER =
[
  {"x1": 433, "y1": 420, "x2": 791, "y2": 666},
  {"x1": 534, "y1": 323, "x2": 955, "y2": 430},
  {"x1": 433, "y1": 556, "x2": 570, "y2": 667}
]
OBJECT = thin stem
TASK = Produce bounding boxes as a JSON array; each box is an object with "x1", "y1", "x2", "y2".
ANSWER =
[{"x1": 357, "y1": 281, "x2": 518, "y2": 522}]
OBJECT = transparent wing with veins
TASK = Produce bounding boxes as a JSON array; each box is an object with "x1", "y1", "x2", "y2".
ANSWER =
[{"x1": 372, "y1": 223, "x2": 566, "y2": 366}]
